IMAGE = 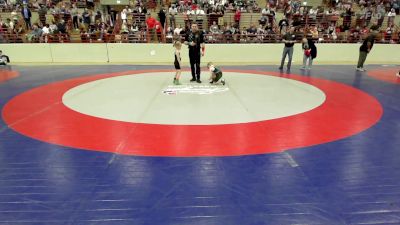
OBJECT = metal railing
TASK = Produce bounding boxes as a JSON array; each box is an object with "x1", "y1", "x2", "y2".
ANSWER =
[
  {"x1": 8, "y1": 31, "x2": 397, "y2": 44},
  {"x1": 1, "y1": 12, "x2": 399, "y2": 44}
]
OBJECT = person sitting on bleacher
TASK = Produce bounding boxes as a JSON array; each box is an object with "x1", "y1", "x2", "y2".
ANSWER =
[
  {"x1": 259, "y1": 9, "x2": 268, "y2": 26},
  {"x1": 42, "y1": 24, "x2": 50, "y2": 42},
  {"x1": 4, "y1": 18, "x2": 14, "y2": 32},
  {"x1": 26, "y1": 25, "x2": 43, "y2": 42},
  {"x1": 57, "y1": 20, "x2": 67, "y2": 34}
]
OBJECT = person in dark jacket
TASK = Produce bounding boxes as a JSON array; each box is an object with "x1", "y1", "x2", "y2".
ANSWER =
[
  {"x1": 158, "y1": 8, "x2": 166, "y2": 30},
  {"x1": 184, "y1": 23, "x2": 205, "y2": 83},
  {"x1": 21, "y1": 4, "x2": 32, "y2": 30},
  {"x1": 356, "y1": 25, "x2": 379, "y2": 72},
  {"x1": 301, "y1": 37, "x2": 317, "y2": 70}
]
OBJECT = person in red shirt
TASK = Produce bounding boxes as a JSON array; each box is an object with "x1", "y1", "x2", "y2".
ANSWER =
[
  {"x1": 146, "y1": 13, "x2": 157, "y2": 42},
  {"x1": 155, "y1": 20, "x2": 163, "y2": 42},
  {"x1": 234, "y1": 9, "x2": 241, "y2": 25},
  {"x1": 146, "y1": 13, "x2": 156, "y2": 29}
]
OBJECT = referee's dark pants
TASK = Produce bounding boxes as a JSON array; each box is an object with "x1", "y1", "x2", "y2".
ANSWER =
[
  {"x1": 357, "y1": 50, "x2": 368, "y2": 69},
  {"x1": 24, "y1": 18, "x2": 31, "y2": 30},
  {"x1": 189, "y1": 51, "x2": 201, "y2": 80}
]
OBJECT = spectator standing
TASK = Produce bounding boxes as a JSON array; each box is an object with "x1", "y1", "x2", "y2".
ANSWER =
[
  {"x1": 387, "y1": 8, "x2": 396, "y2": 26},
  {"x1": 169, "y1": 4, "x2": 177, "y2": 29},
  {"x1": 108, "y1": 7, "x2": 118, "y2": 26},
  {"x1": 155, "y1": 20, "x2": 163, "y2": 42},
  {"x1": 146, "y1": 12, "x2": 157, "y2": 42},
  {"x1": 82, "y1": 8, "x2": 91, "y2": 30},
  {"x1": 158, "y1": 7, "x2": 166, "y2": 29},
  {"x1": 87, "y1": 0, "x2": 94, "y2": 9},
  {"x1": 21, "y1": 4, "x2": 32, "y2": 30},
  {"x1": 309, "y1": 7, "x2": 317, "y2": 20},
  {"x1": 279, "y1": 26, "x2": 296, "y2": 71},
  {"x1": 343, "y1": 6, "x2": 352, "y2": 30},
  {"x1": 301, "y1": 37, "x2": 317, "y2": 70},
  {"x1": 11, "y1": 10, "x2": 19, "y2": 25},
  {"x1": 71, "y1": 4, "x2": 79, "y2": 30},
  {"x1": 38, "y1": 5, "x2": 47, "y2": 27},
  {"x1": 356, "y1": 25, "x2": 379, "y2": 72},
  {"x1": 376, "y1": 3, "x2": 385, "y2": 27},
  {"x1": 234, "y1": 8, "x2": 241, "y2": 25},
  {"x1": 194, "y1": 5, "x2": 205, "y2": 27},
  {"x1": 121, "y1": 6, "x2": 129, "y2": 24},
  {"x1": 364, "y1": 7, "x2": 372, "y2": 26},
  {"x1": 278, "y1": 16, "x2": 289, "y2": 34}
]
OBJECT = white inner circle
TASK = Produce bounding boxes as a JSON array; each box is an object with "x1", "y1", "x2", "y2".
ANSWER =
[{"x1": 62, "y1": 72, "x2": 326, "y2": 125}]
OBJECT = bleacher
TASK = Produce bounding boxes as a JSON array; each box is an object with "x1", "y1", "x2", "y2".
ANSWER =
[{"x1": 0, "y1": 0, "x2": 399, "y2": 44}]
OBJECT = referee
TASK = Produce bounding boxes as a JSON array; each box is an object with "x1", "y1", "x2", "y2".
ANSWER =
[{"x1": 185, "y1": 23, "x2": 205, "y2": 83}]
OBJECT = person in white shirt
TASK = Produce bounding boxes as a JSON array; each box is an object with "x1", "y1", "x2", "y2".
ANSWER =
[
  {"x1": 174, "y1": 24, "x2": 183, "y2": 35},
  {"x1": 185, "y1": 8, "x2": 194, "y2": 27},
  {"x1": 261, "y1": 6, "x2": 270, "y2": 15},
  {"x1": 121, "y1": 7, "x2": 128, "y2": 23},
  {"x1": 5, "y1": 18, "x2": 14, "y2": 31},
  {"x1": 195, "y1": 8, "x2": 205, "y2": 16},
  {"x1": 42, "y1": 24, "x2": 50, "y2": 34},
  {"x1": 186, "y1": 8, "x2": 195, "y2": 15},
  {"x1": 169, "y1": 4, "x2": 178, "y2": 29},
  {"x1": 49, "y1": 23, "x2": 58, "y2": 33},
  {"x1": 387, "y1": 8, "x2": 396, "y2": 25},
  {"x1": 42, "y1": 24, "x2": 50, "y2": 42},
  {"x1": 209, "y1": 21, "x2": 219, "y2": 34},
  {"x1": 194, "y1": 7, "x2": 205, "y2": 24}
]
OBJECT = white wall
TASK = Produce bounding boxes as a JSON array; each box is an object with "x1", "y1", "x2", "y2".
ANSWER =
[{"x1": 1, "y1": 43, "x2": 399, "y2": 65}]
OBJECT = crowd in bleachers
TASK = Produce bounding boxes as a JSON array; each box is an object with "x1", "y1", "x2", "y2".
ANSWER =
[{"x1": 0, "y1": 0, "x2": 398, "y2": 43}]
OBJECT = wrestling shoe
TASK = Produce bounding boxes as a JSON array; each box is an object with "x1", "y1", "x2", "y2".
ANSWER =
[{"x1": 356, "y1": 67, "x2": 365, "y2": 72}]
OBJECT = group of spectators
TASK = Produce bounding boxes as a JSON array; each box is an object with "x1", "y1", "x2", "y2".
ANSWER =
[
  {"x1": 0, "y1": 0, "x2": 153, "y2": 42},
  {"x1": 262, "y1": 0, "x2": 400, "y2": 43},
  {"x1": 0, "y1": 0, "x2": 398, "y2": 43}
]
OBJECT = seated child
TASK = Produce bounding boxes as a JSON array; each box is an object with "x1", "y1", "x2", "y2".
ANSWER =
[
  {"x1": 0, "y1": 50, "x2": 10, "y2": 66},
  {"x1": 207, "y1": 62, "x2": 225, "y2": 85}
]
